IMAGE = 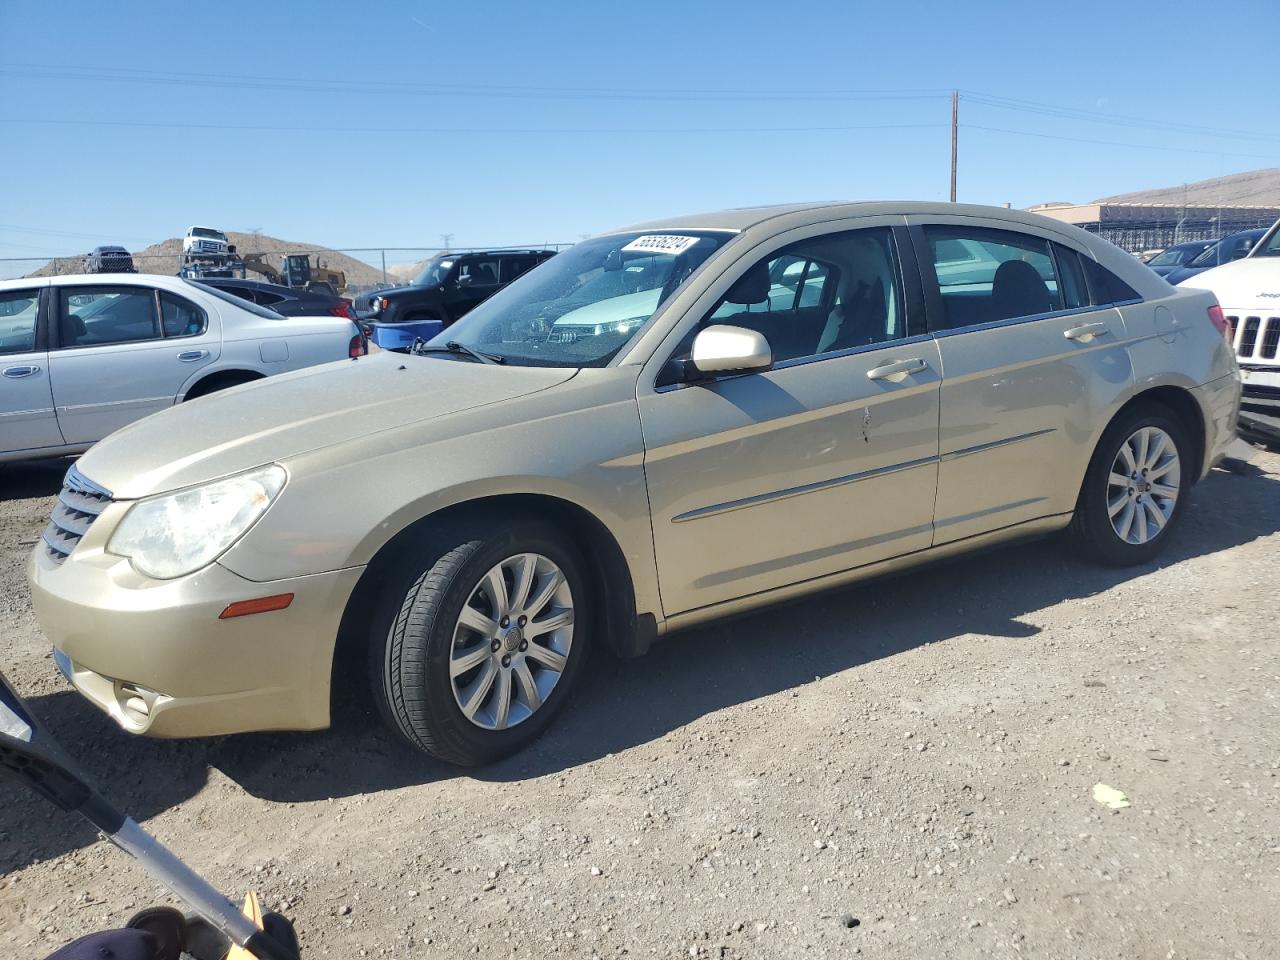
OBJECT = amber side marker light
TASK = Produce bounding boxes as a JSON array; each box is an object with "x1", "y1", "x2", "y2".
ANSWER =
[{"x1": 218, "y1": 593, "x2": 295, "y2": 620}]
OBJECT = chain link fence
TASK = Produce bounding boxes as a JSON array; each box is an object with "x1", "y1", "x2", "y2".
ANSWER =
[{"x1": 0, "y1": 244, "x2": 576, "y2": 286}]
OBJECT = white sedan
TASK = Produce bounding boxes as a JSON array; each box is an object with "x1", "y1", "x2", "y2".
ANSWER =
[{"x1": 0, "y1": 273, "x2": 365, "y2": 463}]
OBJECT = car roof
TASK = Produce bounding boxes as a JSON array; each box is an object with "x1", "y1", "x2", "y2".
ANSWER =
[
  {"x1": 0, "y1": 273, "x2": 194, "y2": 292},
  {"x1": 602, "y1": 201, "x2": 1089, "y2": 237}
]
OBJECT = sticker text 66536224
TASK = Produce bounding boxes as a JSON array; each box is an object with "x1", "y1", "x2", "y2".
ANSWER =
[{"x1": 621, "y1": 235, "x2": 702, "y2": 257}]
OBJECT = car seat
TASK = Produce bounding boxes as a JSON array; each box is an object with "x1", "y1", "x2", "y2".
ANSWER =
[{"x1": 990, "y1": 259, "x2": 1053, "y2": 321}]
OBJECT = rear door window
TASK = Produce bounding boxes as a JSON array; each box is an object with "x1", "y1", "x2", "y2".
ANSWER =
[
  {"x1": 501, "y1": 256, "x2": 539, "y2": 283},
  {"x1": 923, "y1": 226, "x2": 1062, "y2": 328},
  {"x1": 160, "y1": 292, "x2": 208, "y2": 337},
  {"x1": 1081, "y1": 258, "x2": 1141, "y2": 305},
  {"x1": 58, "y1": 288, "x2": 160, "y2": 347}
]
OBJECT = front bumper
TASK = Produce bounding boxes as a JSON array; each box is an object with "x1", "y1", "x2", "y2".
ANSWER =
[
  {"x1": 1238, "y1": 366, "x2": 1280, "y2": 443},
  {"x1": 29, "y1": 545, "x2": 363, "y2": 738}
]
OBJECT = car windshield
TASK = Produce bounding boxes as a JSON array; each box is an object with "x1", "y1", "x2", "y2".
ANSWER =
[
  {"x1": 413, "y1": 257, "x2": 455, "y2": 287},
  {"x1": 191, "y1": 228, "x2": 225, "y2": 240},
  {"x1": 1254, "y1": 224, "x2": 1280, "y2": 257},
  {"x1": 424, "y1": 231, "x2": 732, "y2": 367},
  {"x1": 1148, "y1": 246, "x2": 1196, "y2": 266},
  {"x1": 1190, "y1": 233, "x2": 1257, "y2": 267}
]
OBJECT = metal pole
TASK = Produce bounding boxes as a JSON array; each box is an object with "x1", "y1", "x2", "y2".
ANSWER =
[
  {"x1": 381, "y1": 249, "x2": 387, "y2": 284},
  {"x1": 950, "y1": 91, "x2": 958, "y2": 203}
]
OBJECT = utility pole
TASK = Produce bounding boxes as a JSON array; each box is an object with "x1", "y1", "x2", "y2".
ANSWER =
[
  {"x1": 440, "y1": 233, "x2": 454, "y2": 252},
  {"x1": 950, "y1": 91, "x2": 959, "y2": 203}
]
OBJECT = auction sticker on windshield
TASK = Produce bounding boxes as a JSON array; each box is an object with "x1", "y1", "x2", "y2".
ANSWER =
[{"x1": 622, "y1": 235, "x2": 702, "y2": 256}]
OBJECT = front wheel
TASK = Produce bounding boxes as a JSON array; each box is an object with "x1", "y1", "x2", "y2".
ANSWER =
[
  {"x1": 1069, "y1": 405, "x2": 1191, "y2": 566},
  {"x1": 372, "y1": 519, "x2": 590, "y2": 765}
]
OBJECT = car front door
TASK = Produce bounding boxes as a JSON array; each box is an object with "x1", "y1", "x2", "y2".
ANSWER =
[
  {"x1": 47, "y1": 284, "x2": 218, "y2": 444},
  {"x1": 638, "y1": 223, "x2": 941, "y2": 615},
  {"x1": 447, "y1": 257, "x2": 502, "y2": 322},
  {"x1": 0, "y1": 285, "x2": 63, "y2": 456},
  {"x1": 909, "y1": 216, "x2": 1135, "y2": 543}
]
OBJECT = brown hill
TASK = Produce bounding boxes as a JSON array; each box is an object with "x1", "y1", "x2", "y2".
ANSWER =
[
  {"x1": 26, "y1": 232, "x2": 384, "y2": 285},
  {"x1": 1097, "y1": 168, "x2": 1280, "y2": 207}
]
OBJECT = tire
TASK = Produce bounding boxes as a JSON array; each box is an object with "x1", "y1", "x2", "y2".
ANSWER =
[
  {"x1": 372, "y1": 517, "x2": 591, "y2": 765},
  {"x1": 1068, "y1": 403, "x2": 1192, "y2": 566}
]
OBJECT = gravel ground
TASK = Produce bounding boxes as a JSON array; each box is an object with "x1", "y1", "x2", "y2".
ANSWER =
[{"x1": 1, "y1": 449, "x2": 1278, "y2": 960}]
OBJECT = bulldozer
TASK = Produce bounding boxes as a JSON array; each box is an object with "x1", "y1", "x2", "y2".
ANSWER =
[{"x1": 242, "y1": 253, "x2": 346, "y2": 295}]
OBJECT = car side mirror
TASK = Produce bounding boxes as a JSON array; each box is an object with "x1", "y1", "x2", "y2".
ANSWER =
[{"x1": 690, "y1": 324, "x2": 772, "y2": 375}]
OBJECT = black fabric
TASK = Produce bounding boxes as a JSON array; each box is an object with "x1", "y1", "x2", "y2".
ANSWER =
[
  {"x1": 990, "y1": 259, "x2": 1052, "y2": 321},
  {"x1": 724, "y1": 261, "x2": 770, "y2": 304},
  {"x1": 125, "y1": 907, "x2": 186, "y2": 960},
  {"x1": 61, "y1": 313, "x2": 88, "y2": 346},
  {"x1": 830, "y1": 278, "x2": 887, "y2": 350},
  {"x1": 43, "y1": 928, "x2": 158, "y2": 960}
]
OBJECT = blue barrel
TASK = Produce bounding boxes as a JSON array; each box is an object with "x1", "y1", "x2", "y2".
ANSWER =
[{"x1": 369, "y1": 318, "x2": 444, "y2": 351}]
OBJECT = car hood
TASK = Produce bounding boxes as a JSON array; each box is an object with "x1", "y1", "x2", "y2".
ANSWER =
[
  {"x1": 1177, "y1": 257, "x2": 1280, "y2": 306},
  {"x1": 355, "y1": 284, "x2": 419, "y2": 304},
  {"x1": 75, "y1": 352, "x2": 577, "y2": 500}
]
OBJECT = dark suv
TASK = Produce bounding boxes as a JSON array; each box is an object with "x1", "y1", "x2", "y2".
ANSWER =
[
  {"x1": 354, "y1": 250, "x2": 556, "y2": 328},
  {"x1": 83, "y1": 246, "x2": 138, "y2": 274}
]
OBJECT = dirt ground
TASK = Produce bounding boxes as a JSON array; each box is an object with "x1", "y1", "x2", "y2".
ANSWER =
[{"x1": 1, "y1": 448, "x2": 1277, "y2": 960}]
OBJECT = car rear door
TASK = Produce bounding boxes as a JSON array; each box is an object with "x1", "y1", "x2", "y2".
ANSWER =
[
  {"x1": 47, "y1": 283, "x2": 219, "y2": 444},
  {"x1": 908, "y1": 215, "x2": 1134, "y2": 544},
  {"x1": 0, "y1": 284, "x2": 63, "y2": 455},
  {"x1": 638, "y1": 222, "x2": 941, "y2": 615}
]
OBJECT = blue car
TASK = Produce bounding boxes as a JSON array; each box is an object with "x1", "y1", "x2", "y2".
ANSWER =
[
  {"x1": 1144, "y1": 240, "x2": 1215, "y2": 277},
  {"x1": 1164, "y1": 228, "x2": 1267, "y2": 285}
]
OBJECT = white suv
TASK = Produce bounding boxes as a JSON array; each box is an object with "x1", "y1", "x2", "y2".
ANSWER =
[{"x1": 1181, "y1": 217, "x2": 1280, "y2": 443}]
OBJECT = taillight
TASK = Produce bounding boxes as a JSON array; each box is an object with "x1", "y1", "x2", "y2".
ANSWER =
[
  {"x1": 349, "y1": 331, "x2": 366, "y2": 358},
  {"x1": 1207, "y1": 305, "x2": 1230, "y2": 340},
  {"x1": 330, "y1": 300, "x2": 354, "y2": 320}
]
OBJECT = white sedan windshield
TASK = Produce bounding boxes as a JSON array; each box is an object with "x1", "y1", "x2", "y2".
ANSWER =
[{"x1": 429, "y1": 231, "x2": 732, "y2": 366}]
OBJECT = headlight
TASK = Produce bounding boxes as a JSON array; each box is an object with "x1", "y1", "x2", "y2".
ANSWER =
[
  {"x1": 370, "y1": 296, "x2": 387, "y2": 314},
  {"x1": 108, "y1": 465, "x2": 286, "y2": 579}
]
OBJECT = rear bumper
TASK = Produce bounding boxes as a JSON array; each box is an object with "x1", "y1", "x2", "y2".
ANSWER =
[
  {"x1": 1192, "y1": 372, "x2": 1243, "y2": 476},
  {"x1": 29, "y1": 547, "x2": 363, "y2": 738}
]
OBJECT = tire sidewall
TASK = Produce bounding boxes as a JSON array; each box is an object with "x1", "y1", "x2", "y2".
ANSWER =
[
  {"x1": 383, "y1": 519, "x2": 591, "y2": 764},
  {"x1": 1079, "y1": 406, "x2": 1191, "y2": 565}
]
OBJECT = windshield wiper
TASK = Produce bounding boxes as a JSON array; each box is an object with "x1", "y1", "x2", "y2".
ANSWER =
[{"x1": 411, "y1": 339, "x2": 506, "y2": 364}]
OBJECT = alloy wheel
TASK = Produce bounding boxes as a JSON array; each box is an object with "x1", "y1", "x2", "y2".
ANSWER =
[
  {"x1": 448, "y1": 553, "x2": 575, "y2": 730},
  {"x1": 1106, "y1": 426, "x2": 1180, "y2": 546}
]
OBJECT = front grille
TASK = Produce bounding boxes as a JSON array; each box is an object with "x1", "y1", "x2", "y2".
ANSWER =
[
  {"x1": 1226, "y1": 313, "x2": 1280, "y2": 362},
  {"x1": 42, "y1": 467, "x2": 113, "y2": 565}
]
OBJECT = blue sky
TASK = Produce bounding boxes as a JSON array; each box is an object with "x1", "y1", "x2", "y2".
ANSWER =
[{"x1": 2, "y1": 0, "x2": 1278, "y2": 274}]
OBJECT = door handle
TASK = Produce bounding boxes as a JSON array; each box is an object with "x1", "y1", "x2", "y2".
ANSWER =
[
  {"x1": 176, "y1": 350, "x2": 209, "y2": 362},
  {"x1": 866, "y1": 358, "x2": 928, "y2": 382},
  {"x1": 1063, "y1": 321, "x2": 1109, "y2": 342},
  {"x1": 2, "y1": 364, "x2": 41, "y2": 379}
]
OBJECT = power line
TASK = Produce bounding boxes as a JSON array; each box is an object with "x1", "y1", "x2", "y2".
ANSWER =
[
  {"x1": 961, "y1": 90, "x2": 1280, "y2": 145},
  {"x1": 964, "y1": 124, "x2": 1280, "y2": 161},
  {"x1": 0, "y1": 65, "x2": 951, "y2": 103},
  {"x1": 0, "y1": 116, "x2": 948, "y2": 135}
]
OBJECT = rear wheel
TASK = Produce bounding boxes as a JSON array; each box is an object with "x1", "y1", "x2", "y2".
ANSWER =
[
  {"x1": 1069, "y1": 405, "x2": 1191, "y2": 566},
  {"x1": 372, "y1": 518, "x2": 590, "y2": 765}
]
